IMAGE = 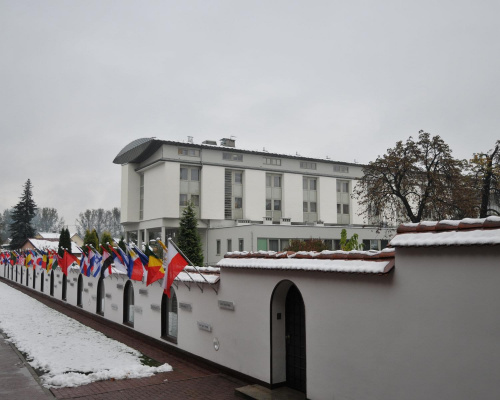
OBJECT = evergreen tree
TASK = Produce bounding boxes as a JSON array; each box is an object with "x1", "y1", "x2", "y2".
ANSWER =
[
  {"x1": 83, "y1": 229, "x2": 99, "y2": 250},
  {"x1": 9, "y1": 179, "x2": 37, "y2": 249},
  {"x1": 58, "y1": 227, "x2": 72, "y2": 256},
  {"x1": 177, "y1": 201, "x2": 203, "y2": 266},
  {"x1": 100, "y1": 231, "x2": 114, "y2": 250},
  {"x1": 118, "y1": 237, "x2": 126, "y2": 252}
]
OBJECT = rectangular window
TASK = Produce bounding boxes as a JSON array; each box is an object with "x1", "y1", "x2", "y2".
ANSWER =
[
  {"x1": 216, "y1": 240, "x2": 221, "y2": 255},
  {"x1": 269, "y1": 239, "x2": 279, "y2": 252},
  {"x1": 264, "y1": 157, "x2": 281, "y2": 166},
  {"x1": 139, "y1": 174, "x2": 144, "y2": 220},
  {"x1": 310, "y1": 202, "x2": 317, "y2": 212},
  {"x1": 178, "y1": 148, "x2": 200, "y2": 157},
  {"x1": 334, "y1": 165, "x2": 349, "y2": 173},
  {"x1": 310, "y1": 179, "x2": 317, "y2": 190},
  {"x1": 337, "y1": 204, "x2": 341, "y2": 214},
  {"x1": 238, "y1": 239, "x2": 244, "y2": 252},
  {"x1": 234, "y1": 171, "x2": 243, "y2": 184},
  {"x1": 343, "y1": 204, "x2": 349, "y2": 214},
  {"x1": 300, "y1": 161, "x2": 317, "y2": 170},
  {"x1": 303, "y1": 202, "x2": 308, "y2": 212},
  {"x1": 191, "y1": 195, "x2": 200, "y2": 207},
  {"x1": 266, "y1": 199, "x2": 272, "y2": 210},
  {"x1": 235, "y1": 197, "x2": 242, "y2": 209},
  {"x1": 227, "y1": 239, "x2": 232, "y2": 252},
  {"x1": 274, "y1": 176, "x2": 281, "y2": 187},
  {"x1": 274, "y1": 200, "x2": 281, "y2": 211},
  {"x1": 180, "y1": 168, "x2": 188, "y2": 180},
  {"x1": 191, "y1": 168, "x2": 200, "y2": 181},
  {"x1": 223, "y1": 153, "x2": 243, "y2": 162},
  {"x1": 180, "y1": 194, "x2": 188, "y2": 206}
]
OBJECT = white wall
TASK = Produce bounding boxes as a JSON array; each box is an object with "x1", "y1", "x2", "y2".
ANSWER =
[
  {"x1": 282, "y1": 173, "x2": 303, "y2": 223},
  {"x1": 121, "y1": 164, "x2": 140, "y2": 223},
  {"x1": 244, "y1": 169, "x2": 265, "y2": 221},
  {"x1": 318, "y1": 176, "x2": 337, "y2": 223},
  {"x1": 200, "y1": 165, "x2": 225, "y2": 220},
  {"x1": 143, "y1": 163, "x2": 168, "y2": 220}
]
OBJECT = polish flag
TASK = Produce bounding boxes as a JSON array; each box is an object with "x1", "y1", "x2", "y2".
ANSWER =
[{"x1": 163, "y1": 240, "x2": 188, "y2": 298}]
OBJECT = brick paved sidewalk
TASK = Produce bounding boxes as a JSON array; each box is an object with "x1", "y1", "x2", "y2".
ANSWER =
[{"x1": 0, "y1": 279, "x2": 247, "y2": 400}]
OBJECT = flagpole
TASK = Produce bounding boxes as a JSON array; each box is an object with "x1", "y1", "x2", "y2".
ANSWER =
[
  {"x1": 153, "y1": 240, "x2": 192, "y2": 292},
  {"x1": 168, "y1": 238, "x2": 218, "y2": 295}
]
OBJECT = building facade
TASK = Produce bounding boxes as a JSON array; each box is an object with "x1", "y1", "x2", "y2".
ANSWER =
[{"x1": 114, "y1": 137, "x2": 393, "y2": 264}]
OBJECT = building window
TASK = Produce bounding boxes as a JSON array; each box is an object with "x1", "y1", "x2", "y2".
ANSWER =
[
  {"x1": 223, "y1": 152, "x2": 243, "y2": 161},
  {"x1": 334, "y1": 165, "x2": 349, "y2": 173},
  {"x1": 300, "y1": 161, "x2": 317, "y2": 170},
  {"x1": 337, "y1": 180, "x2": 350, "y2": 224},
  {"x1": 238, "y1": 239, "x2": 244, "y2": 252},
  {"x1": 161, "y1": 290, "x2": 178, "y2": 343},
  {"x1": 216, "y1": 240, "x2": 221, "y2": 255},
  {"x1": 180, "y1": 165, "x2": 201, "y2": 214},
  {"x1": 227, "y1": 239, "x2": 232, "y2": 252},
  {"x1": 264, "y1": 157, "x2": 281, "y2": 166},
  {"x1": 178, "y1": 148, "x2": 200, "y2": 157},
  {"x1": 266, "y1": 173, "x2": 283, "y2": 222},
  {"x1": 225, "y1": 170, "x2": 243, "y2": 220},
  {"x1": 123, "y1": 281, "x2": 134, "y2": 327},
  {"x1": 303, "y1": 177, "x2": 318, "y2": 223}
]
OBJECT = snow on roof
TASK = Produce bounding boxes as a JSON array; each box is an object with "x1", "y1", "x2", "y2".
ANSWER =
[
  {"x1": 391, "y1": 216, "x2": 500, "y2": 247},
  {"x1": 28, "y1": 239, "x2": 81, "y2": 254},
  {"x1": 218, "y1": 249, "x2": 395, "y2": 274},
  {"x1": 175, "y1": 271, "x2": 220, "y2": 284},
  {"x1": 37, "y1": 232, "x2": 60, "y2": 240}
]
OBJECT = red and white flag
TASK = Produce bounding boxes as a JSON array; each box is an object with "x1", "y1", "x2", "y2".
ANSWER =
[{"x1": 163, "y1": 240, "x2": 188, "y2": 298}]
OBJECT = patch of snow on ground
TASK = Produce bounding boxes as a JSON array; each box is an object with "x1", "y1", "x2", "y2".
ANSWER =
[{"x1": 0, "y1": 281, "x2": 172, "y2": 388}]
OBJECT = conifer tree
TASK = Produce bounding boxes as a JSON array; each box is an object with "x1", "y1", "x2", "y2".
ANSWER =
[
  {"x1": 177, "y1": 201, "x2": 203, "y2": 266},
  {"x1": 58, "y1": 227, "x2": 72, "y2": 256},
  {"x1": 9, "y1": 179, "x2": 37, "y2": 249}
]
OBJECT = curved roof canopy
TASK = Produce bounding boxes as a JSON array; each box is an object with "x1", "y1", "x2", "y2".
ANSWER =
[{"x1": 113, "y1": 138, "x2": 162, "y2": 164}]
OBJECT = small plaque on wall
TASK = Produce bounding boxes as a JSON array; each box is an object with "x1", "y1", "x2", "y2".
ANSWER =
[
  {"x1": 91, "y1": 295, "x2": 97, "y2": 301},
  {"x1": 58, "y1": 281, "x2": 62, "y2": 284},
  {"x1": 139, "y1": 289, "x2": 148, "y2": 295},
  {"x1": 179, "y1": 302, "x2": 192, "y2": 312},
  {"x1": 134, "y1": 306, "x2": 142, "y2": 314},
  {"x1": 218, "y1": 300, "x2": 235, "y2": 311},
  {"x1": 111, "y1": 304, "x2": 118, "y2": 311},
  {"x1": 73, "y1": 278, "x2": 77, "y2": 282},
  {"x1": 105, "y1": 293, "x2": 112, "y2": 299},
  {"x1": 151, "y1": 304, "x2": 161, "y2": 312},
  {"x1": 197, "y1": 321, "x2": 212, "y2": 332},
  {"x1": 69, "y1": 283, "x2": 74, "y2": 287},
  {"x1": 117, "y1": 284, "x2": 124, "y2": 290},
  {"x1": 84, "y1": 288, "x2": 89, "y2": 293},
  {"x1": 88, "y1": 282, "x2": 93, "y2": 287}
]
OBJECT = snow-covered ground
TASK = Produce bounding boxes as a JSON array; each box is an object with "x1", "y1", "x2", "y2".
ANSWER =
[{"x1": 0, "y1": 281, "x2": 172, "y2": 388}]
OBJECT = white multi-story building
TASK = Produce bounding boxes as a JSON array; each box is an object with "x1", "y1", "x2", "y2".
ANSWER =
[{"x1": 114, "y1": 137, "x2": 393, "y2": 264}]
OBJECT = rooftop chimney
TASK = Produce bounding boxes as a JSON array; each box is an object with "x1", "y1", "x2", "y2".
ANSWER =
[{"x1": 220, "y1": 138, "x2": 236, "y2": 147}]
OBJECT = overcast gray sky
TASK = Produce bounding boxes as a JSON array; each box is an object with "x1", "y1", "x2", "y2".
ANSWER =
[{"x1": 1, "y1": 0, "x2": 499, "y2": 229}]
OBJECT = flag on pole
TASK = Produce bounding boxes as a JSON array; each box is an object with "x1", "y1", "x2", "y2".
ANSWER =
[
  {"x1": 100, "y1": 246, "x2": 113, "y2": 278},
  {"x1": 57, "y1": 250, "x2": 79, "y2": 276},
  {"x1": 125, "y1": 244, "x2": 144, "y2": 281},
  {"x1": 111, "y1": 246, "x2": 129, "y2": 275},
  {"x1": 80, "y1": 251, "x2": 89, "y2": 276},
  {"x1": 163, "y1": 240, "x2": 189, "y2": 298},
  {"x1": 92, "y1": 250, "x2": 103, "y2": 277}
]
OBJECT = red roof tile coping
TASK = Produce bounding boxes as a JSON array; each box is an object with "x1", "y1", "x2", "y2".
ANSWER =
[
  {"x1": 397, "y1": 216, "x2": 500, "y2": 234},
  {"x1": 224, "y1": 249, "x2": 395, "y2": 261}
]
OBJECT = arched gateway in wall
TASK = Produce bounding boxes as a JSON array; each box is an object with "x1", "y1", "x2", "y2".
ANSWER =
[{"x1": 270, "y1": 280, "x2": 306, "y2": 394}]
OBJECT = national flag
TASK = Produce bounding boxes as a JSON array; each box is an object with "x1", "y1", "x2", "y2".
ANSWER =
[
  {"x1": 125, "y1": 244, "x2": 144, "y2": 281},
  {"x1": 87, "y1": 248, "x2": 95, "y2": 277},
  {"x1": 47, "y1": 251, "x2": 56, "y2": 274},
  {"x1": 111, "y1": 246, "x2": 128, "y2": 275},
  {"x1": 57, "y1": 250, "x2": 79, "y2": 276},
  {"x1": 100, "y1": 246, "x2": 113, "y2": 278},
  {"x1": 92, "y1": 250, "x2": 103, "y2": 277},
  {"x1": 163, "y1": 240, "x2": 189, "y2": 298},
  {"x1": 35, "y1": 252, "x2": 43, "y2": 273},
  {"x1": 146, "y1": 252, "x2": 164, "y2": 286},
  {"x1": 80, "y1": 251, "x2": 89, "y2": 276},
  {"x1": 41, "y1": 251, "x2": 47, "y2": 270}
]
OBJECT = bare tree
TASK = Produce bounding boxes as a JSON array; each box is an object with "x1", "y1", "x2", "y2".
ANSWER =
[
  {"x1": 32, "y1": 207, "x2": 65, "y2": 233},
  {"x1": 470, "y1": 141, "x2": 500, "y2": 217},
  {"x1": 76, "y1": 208, "x2": 123, "y2": 238},
  {"x1": 354, "y1": 131, "x2": 477, "y2": 224}
]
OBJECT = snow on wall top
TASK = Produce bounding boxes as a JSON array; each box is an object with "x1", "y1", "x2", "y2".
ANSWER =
[
  {"x1": 391, "y1": 216, "x2": 500, "y2": 247},
  {"x1": 217, "y1": 249, "x2": 395, "y2": 274}
]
